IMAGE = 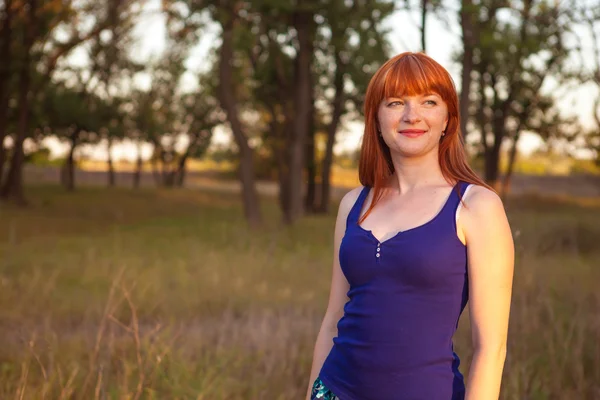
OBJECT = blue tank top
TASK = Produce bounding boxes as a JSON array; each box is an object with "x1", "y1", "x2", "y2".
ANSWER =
[{"x1": 319, "y1": 181, "x2": 471, "y2": 400}]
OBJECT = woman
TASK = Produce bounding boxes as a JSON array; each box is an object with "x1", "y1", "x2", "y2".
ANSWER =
[{"x1": 305, "y1": 52, "x2": 514, "y2": 400}]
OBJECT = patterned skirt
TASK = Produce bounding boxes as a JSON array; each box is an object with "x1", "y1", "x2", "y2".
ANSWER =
[{"x1": 310, "y1": 377, "x2": 340, "y2": 400}]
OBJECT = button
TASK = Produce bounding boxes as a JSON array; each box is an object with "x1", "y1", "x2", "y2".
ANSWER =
[
  {"x1": 376, "y1": 253, "x2": 380, "y2": 258},
  {"x1": 376, "y1": 248, "x2": 380, "y2": 252}
]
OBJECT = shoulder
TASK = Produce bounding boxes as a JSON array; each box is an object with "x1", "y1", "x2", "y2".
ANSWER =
[
  {"x1": 461, "y1": 184, "x2": 505, "y2": 217},
  {"x1": 330, "y1": 186, "x2": 366, "y2": 241},
  {"x1": 337, "y1": 186, "x2": 366, "y2": 219},
  {"x1": 460, "y1": 184, "x2": 511, "y2": 241}
]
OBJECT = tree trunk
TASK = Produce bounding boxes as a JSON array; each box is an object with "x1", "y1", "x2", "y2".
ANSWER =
[
  {"x1": 485, "y1": 76, "x2": 512, "y2": 190},
  {"x1": 304, "y1": 132, "x2": 316, "y2": 213},
  {"x1": 0, "y1": 0, "x2": 36, "y2": 204},
  {"x1": 459, "y1": 0, "x2": 475, "y2": 141},
  {"x1": 266, "y1": 104, "x2": 290, "y2": 218},
  {"x1": 483, "y1": 147, "x2": 500, "y2": 188},
  {"x1": 485, "y1": 117, "x2": 505, "y2": 189},
  {"x1": 276, "y1": 131, "x2": 291, "y2": 219},
  {"x1": 277, "y1": 153, "x2": 291, "y2": 219},
  {"x1": 133, "y1": 139, "x2": 143, "y2": 188},
  {"x1": 304, "y1": 75, "x2": 316, "y2": 213},
  {"x1": 217, "y1": 5, "x2": 262, "y2": 228},
  {"x1": 318, "y1": 52, "x2": 345, "y2": 214},
  {"x1": 0, "y1": 0, "x2": 13, "y2": 183},
  {"x1": 163, "y1": 169, "x2": 175, "y2": 187},
  {"x1": 501, "y1": 131, "x2": 521, "y2": 199},
  {"x1": 62, "y1": 129, "x2": 80, "y2": 191},
  {"x1": 421, "y1": 0, "x2": 428, "y2": 52},
  {"x1": 286, "y1": 6, "x2": 313, "y2": 224},
  {"x1": 150, "y1": 150, "x2": 161, "y2": 186},
  {"x1": 174, "y1": 151, "x2": 189, "y2": 187},
  {"x1": 174, "y1": 134, "x2": 196, "y2": 188},
  {"x1": 107, "y1": 135, "x2": 115, "y2": 187},
  {"x1": 176, "y1": 156, "x2": 188, "y2": 187},
  {"x1": 501, "y1": 110, "x2": 528, "y2": 199}
]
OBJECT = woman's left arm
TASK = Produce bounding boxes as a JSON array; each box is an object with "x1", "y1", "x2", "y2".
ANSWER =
[{"x1": 459, "y1": 186, "x2": 515, "y2": 400}]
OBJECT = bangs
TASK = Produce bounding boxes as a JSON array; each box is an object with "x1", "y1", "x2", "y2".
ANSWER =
[{"x1": 380, "y1": 54, "x2": 449, "y2": 100}]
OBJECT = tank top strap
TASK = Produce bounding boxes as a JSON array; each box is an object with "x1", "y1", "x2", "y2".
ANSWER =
[
  {"x1": 346, "y1": 186, "x2": 371, "y2": 229},
  {"x1": 440, "y1": 180, "x2": 473, "y2": 227},
  {"x1": 460, "y1": 181, "x2": 473, "y2": 194},
  {"x1": 438, "y1": 181, "x2": 469, "y2": 220}
]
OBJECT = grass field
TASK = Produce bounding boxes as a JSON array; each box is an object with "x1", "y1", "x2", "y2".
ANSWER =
[{"x1": 1, "y1": 185, "x2": 599, "y2": 399}]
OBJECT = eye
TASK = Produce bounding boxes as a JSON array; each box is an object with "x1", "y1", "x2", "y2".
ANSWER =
[
  {"x1": 387, "y1": 100, "x2": 404, "y2": 106},
  {"x1": 424, "y1": 99, "x2": 437, "y2": 105}
]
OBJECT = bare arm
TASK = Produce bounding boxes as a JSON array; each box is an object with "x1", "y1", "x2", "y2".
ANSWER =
[
  {"x1": 459, "y1": 186, "x2": 515, "y2": 400},
  {"x1": 304, "y1": 188, "x2": 360, "y2": 400}
]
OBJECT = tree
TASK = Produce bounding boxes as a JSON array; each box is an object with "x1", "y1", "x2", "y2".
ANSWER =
[
  {"x1": 312, "y1": 0, "x2": 392, "y2": 213},
  {"x1": 459, "y1": 0, "x2": 476, "y2": 141},
  {"x1": 0, "y1": 0, "x2": 39, "y2": 203},
  {"x1": 40, "y1": 80, "x2": 105, "y2": 191},
  {"x1": 129, "y1": 87, "x2": 161, "y2": 188},
  {"x1": 165, "y1": 0, "x2": 392, "y2": 224},
  {"x1": 131, "y1": 7, "x2": 217, "y2": 189},
  {"x1": 176, "y1": 75, "x2": 223, "y2": 187},
  {"x1": 231, "y1": 0, "x2": 392, "y2": 218},
  {"x1": 579, "y1": 6, "x2": 600, "y2": 164},
  {"x1": 0, "y1": 0, "x2": 115, "y2": 203},
  {"x1": 0, "y1": 0, "x2": 14, "y2": 182},
  {"x1": 468, "y1": 0, "x2": 574, "y2": 187},
  {"x1": 82, "y1": 0, "x2": 143, "y2": 187},
  {"x1": 214, "y1": 0, "x2": 263, "y2": 227},
  {"x1": 231, "y1": 0, "x2": 316, "y2": 224}
]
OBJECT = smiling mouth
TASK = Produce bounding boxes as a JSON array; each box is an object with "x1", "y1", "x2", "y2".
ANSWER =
[{"x1": 398, "y1": 129, "x2": 426, "y2": 137}]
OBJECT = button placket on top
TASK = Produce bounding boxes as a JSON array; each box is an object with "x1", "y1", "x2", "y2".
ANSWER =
[{"x1": 376, "y1": 242, "x2": 381, "y2": 263}]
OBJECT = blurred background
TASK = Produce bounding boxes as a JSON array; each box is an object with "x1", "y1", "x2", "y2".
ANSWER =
[{"x1": 0, "y1": 0, "x2": 599, "y2": 399}]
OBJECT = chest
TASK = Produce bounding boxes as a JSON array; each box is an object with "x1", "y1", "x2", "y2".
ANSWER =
[
  {"x1": 339, "y1": 225, "x2": 467, "y2": 290},
  {"x1": 358, "y1": 189, "x2": 455, "y2": 243}
]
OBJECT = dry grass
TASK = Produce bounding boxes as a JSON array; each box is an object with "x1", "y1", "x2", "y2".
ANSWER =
[{"x1": 0, "y1": 185, "x2": 599, "y2": 399}]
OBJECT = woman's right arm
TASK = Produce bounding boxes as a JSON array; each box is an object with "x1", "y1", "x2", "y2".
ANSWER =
[{"x1": 304, "y1": 188, "x2": 361, "y2": 400}]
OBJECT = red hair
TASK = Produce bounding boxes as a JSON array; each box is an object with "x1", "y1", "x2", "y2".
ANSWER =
[{"x1": 358, "y1": 52, "x2": 491, "y2": 223}]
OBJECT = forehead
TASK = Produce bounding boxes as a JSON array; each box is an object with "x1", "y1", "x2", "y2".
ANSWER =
[
  {"x1": 379, "y1": 56, "x2": 448, "y2": 100},
  {"x1": 384, "y1": 92, "x2": 442, "y2": 99}
]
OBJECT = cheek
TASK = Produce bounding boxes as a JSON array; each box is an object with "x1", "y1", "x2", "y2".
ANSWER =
[
  {"x1": 377, "y1": 109, "x2": 389, "y2": 124},
  {"x1": 379, "y1": 110, "x2": 400, "y2": 127},
  {"x1": 429, "y1": 110, "x2": 448, "y2": 127}
]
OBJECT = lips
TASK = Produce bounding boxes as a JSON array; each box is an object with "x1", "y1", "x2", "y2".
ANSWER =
[{"x1": 398, "y1": 129, "x2": 426, "y2": 138}]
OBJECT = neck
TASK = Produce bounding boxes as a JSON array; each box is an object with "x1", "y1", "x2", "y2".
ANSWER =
[{"x1": 388, "y1": 150, "x2": 446, "y2": 193}]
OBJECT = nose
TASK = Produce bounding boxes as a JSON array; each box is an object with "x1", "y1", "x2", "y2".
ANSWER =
[{"x1": 402, "y1": 103, "x2": 421, "y2": 124}]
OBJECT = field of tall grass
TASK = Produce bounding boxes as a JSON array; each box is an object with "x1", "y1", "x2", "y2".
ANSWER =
[{"x1": 1, "y1": 185, "x2": 599, "y2": 399}]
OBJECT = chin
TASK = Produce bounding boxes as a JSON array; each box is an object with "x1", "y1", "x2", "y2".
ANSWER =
[{"x1": 392, "y1": 143, "x2": 438, "y2": 159}]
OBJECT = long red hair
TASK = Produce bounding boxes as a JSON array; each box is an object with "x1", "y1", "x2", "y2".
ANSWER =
[{"x1": 358, "y1": 52, "x2": 491, "y2": 223}]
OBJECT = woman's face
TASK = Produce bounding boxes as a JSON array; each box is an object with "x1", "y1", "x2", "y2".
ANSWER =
[{"x1": 377, "y1": 92, "x2": 449, "y2": 159}]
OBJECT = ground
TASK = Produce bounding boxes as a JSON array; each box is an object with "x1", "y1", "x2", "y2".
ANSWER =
[{"x1": 0, "y1": 178, "x2": 599, "y2": 399}]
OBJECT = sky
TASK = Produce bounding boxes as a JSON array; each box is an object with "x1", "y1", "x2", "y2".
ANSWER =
[{"x1": 45, "y1": 0, "x2": 599, "y2": 161}]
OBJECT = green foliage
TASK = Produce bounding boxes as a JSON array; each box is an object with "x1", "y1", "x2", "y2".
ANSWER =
[
  {"x1": 317, "y1": 0, "x2": 394, "y2": 115},
  {"x1": 202, "y1": 0, "x2": 395, "y2": 179},
  {"x1": 461, "y1": 0, "x2": 584, "y2": 183},
  {"x1": 23, "y1": 146, "x2": 63, "y2": 166}
]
